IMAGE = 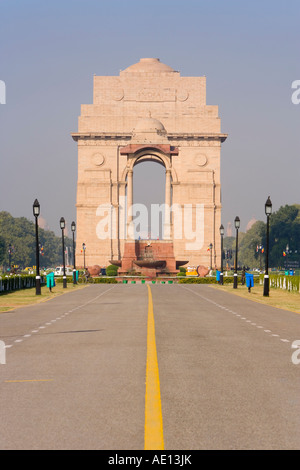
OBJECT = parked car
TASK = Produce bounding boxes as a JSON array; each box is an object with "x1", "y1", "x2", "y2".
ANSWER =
[
  {"x1": 54, "y1": 266, "x2": 74, "y2": 276},
  {"x1": 24, "y1": 267, "x2": 34, "y2": 274}
]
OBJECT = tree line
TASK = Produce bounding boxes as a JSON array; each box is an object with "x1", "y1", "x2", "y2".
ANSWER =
[
  {"x1": 0, "y1": 211, "x2": 73, "y2": 270},
  {"x1": 224, "y1": 204, "x2": 300, "y2": 270},
  {"x1": 0, "y1": 204, "x2": 299, "y2": 271}
]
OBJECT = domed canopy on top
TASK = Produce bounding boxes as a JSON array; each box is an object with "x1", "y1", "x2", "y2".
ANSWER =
[
  {"x1": 133, "y1": 116, "x2": 166, "y2": 134},
  {"x1": 122, "y1": 58, "x2": 176, "y2": 74}
]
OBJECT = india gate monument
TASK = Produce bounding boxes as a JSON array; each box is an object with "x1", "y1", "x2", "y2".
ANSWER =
[{"x1": 72, "y1": 58, "x2": 227, "y2": 275}]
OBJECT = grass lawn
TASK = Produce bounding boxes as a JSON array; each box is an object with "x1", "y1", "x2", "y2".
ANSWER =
[
  {"x1": 212, "y1": 283, "x2": 300, "y2": 314},
  {"x1": 0, "y1": 283, "x2": 87, "y2": 313}
]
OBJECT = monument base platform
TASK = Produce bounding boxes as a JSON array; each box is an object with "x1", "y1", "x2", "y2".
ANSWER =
[{"x1": 117, "y1": 240, "x2": 187, "y2": 277}]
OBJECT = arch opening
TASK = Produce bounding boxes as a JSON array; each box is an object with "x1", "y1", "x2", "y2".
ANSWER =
[{"x1": 132, "y1": 159, "x2": 168, "y2": 240}]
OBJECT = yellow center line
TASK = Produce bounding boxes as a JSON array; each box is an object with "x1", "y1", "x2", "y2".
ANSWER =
[{"x1": 144, "y1": 285, "x2": 164, "y2": 450}]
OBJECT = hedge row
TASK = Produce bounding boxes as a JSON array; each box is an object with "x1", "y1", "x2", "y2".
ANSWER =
[
  {"x1": 179, "y1": 276, "x2": 234, "y2": 284},
  {"x1": 0, "y1": 274, "x2": 45, "y2": 293},
  {"x1": 55, "y1": 276, "x2": 118, "y2": 284},
  {"x1": 178, "y1": 275, "x2": 260, "y2": 284}
]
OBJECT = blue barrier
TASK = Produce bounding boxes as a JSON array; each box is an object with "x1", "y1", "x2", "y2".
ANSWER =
[
  {"x1": 245, "y1": 272, "x2": 254, "y2": 290},
  {"x1": 46, "y1": 272, "x2": 55, "y2": 290}
]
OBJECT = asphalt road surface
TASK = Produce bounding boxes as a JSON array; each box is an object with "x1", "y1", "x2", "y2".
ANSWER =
[{"x1": 0, "y1": 284, "x2": 300, "y2": 450}]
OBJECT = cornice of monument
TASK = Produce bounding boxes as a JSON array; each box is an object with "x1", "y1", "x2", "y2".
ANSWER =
[
  {"x1": 71, "y1": 132, "x2": 132, "y2": 142},
  {"x1": 167, "y1": 133, "x2": 228, "y2": 143},
  {"x1": 71, "y1": 132, "x2": 228, "y2": 143},
  {"x1": 120, "y1": 144, "x2": 179, "y2": 156}
]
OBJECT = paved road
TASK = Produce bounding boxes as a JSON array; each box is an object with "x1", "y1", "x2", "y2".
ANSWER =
[{"x1": 0, "y1": 284, "x2": 299, "y2": 450}]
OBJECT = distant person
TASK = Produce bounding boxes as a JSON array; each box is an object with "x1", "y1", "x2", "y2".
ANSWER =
[{"x1": 84, "y1": 268, "x2": 90, "y2": 281}]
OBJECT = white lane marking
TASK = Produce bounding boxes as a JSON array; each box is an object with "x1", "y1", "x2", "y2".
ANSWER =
[
  {"x1": 3, "y1": 285, "x2": 118, "y2": 351},
  {"x1": 180, "y1": 286, "x2": 292, "y2": 347}
]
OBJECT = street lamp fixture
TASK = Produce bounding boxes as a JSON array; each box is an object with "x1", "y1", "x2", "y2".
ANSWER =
[
  {"x1": 220, "y1": 224, "x2": 224, "y2": 285},
  {"x1": 33, "y1": 199, "x2": 40, "y2": 217},
  {"x1": 60, "y1": 217, "x2": 67, "y2": 288},
  {"x1": 263, "y1": 196, "x2": 272, "y2": 297},
  {"x1": 265, "y1": 196, "x2": 272, "y2": 216},
  {"x1": 71, "y1": 221, "x2": 77, "y2": 284},
  {"x1": 233, "y1": 216, "x2": 240, "y2": 289},
  {"x1": 33, "y1": 199, "x2": 41, "y2": 295},
  {"x1": 234, "y1": 216, "x2": 240, "y2": 230}
]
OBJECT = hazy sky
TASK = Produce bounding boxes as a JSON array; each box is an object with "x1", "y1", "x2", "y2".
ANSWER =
[{"x1": 0, "y1": 0, "x2": 299, "y2": 237}]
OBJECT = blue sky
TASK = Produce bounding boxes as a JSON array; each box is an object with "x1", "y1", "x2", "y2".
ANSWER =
[{"x1": 0, "y1": 0, "x2": 299, "y2": 236}]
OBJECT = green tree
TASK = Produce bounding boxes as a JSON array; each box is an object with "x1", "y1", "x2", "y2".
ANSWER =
[
  {"x1": 223, "y1": 233, "x2": 246, "y2": 269},
  {"x1": 238, "y1": 221, "x2": 266, "y2": 269},
  {"x1": 0, "y1": 211, "x2": 73, "y2": 269},
  {"x1": 224, "y1": 205, "x2": 300, "y2": 270},
  {"x1": 269, "y1": 204, "x2": 300, "y2": 268},
  {"x1": 0, "y1": 234, "x2": 5, "y2": 264}
]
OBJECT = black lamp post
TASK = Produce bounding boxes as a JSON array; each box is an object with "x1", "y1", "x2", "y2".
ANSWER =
[
  {"x1": 233, "y1": 216, "x2": 240, "y2": 289},
  {"x1": 60, "y1": 217, "x2": 67, "y2": 288},
  {"x1": 33, "y1": 199, "x2": 41, "y2": 295},
  {"x1": 263, "y1": 196, "x2": 272, "y2": 297},
  {"x1": 209, "y1": 243, "x2": 213, "y2": 271},
  {"x1": 82, "y1": 243, "x2": 86, "y2": 269},
  {"x1": 220, "y1": 224, "x2": 224, "y2": 285},
  {"x1": 8, "y1": 243, "x2": 12, "y2": 272},
  {"x1": 71, "y1": 221, "x2": 77, "y2": 285}
]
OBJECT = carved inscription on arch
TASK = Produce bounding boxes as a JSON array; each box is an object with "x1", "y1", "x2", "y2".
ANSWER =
[{"x1": 125, "y1": 88, "x2": 176, "y2": 102}]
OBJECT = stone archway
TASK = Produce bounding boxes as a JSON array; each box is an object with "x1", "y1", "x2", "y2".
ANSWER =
[
  {"x1": 132, "y1": 155, "x2": 166, "y2": 240},
  {"x1": 72, "y1": 58, "x2": 227, "y2": 270},
  {"x1": 120, "y1": 144, "x2": 178, "y2": 242}
]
